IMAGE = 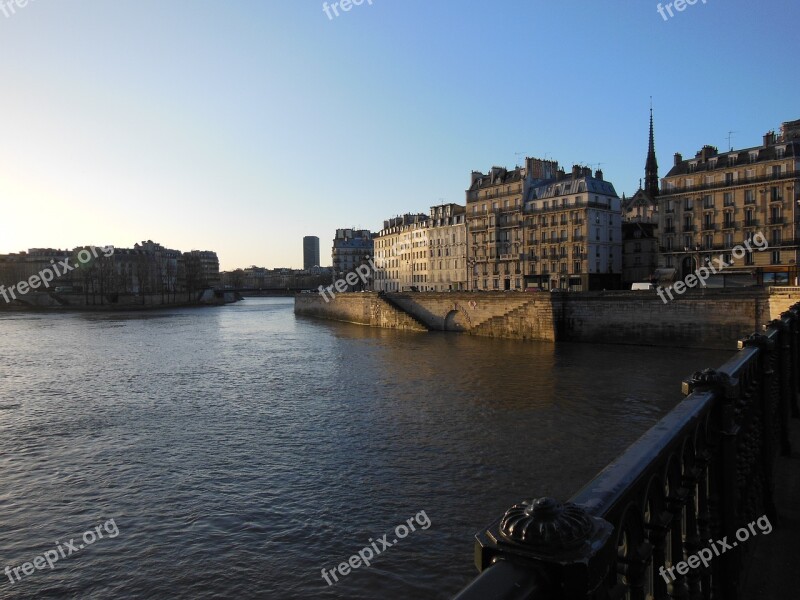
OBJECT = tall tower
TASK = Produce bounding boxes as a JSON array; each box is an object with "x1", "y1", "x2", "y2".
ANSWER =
[
  {"x1": 644, "y1": 105, "x2": 659, "y2": 197},
  {"x1": 303, "y1": 236, "x2": 320, "y2": 269}
]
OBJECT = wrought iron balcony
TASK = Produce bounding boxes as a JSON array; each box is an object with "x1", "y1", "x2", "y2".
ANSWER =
[{"x1": 660, "y1": 169, "x2": 800, "y2": 196}]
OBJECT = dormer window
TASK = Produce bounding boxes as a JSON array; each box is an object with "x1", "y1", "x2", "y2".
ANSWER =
[
  {"x1": 776, "y1": 146, "x2": 786, "y2": 159},
  {"x1": 749, "y1": 151, "x2": 759, "y2": 163},
  {"x1": 728, "y1": 155, "x2": 737, "y2": 166},
  {"x1": 688, "y1": 162, "x2": 698, "y2": 172}
]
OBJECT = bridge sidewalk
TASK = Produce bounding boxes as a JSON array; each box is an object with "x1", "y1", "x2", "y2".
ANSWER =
[{"x1": 741, "y1": 416, "x2": 800, "y2": 598}]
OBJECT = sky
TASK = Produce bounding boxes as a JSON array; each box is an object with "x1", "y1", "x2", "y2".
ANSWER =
[{"x1": 0, "y1": 0, "x2": 798, "y2": 270}]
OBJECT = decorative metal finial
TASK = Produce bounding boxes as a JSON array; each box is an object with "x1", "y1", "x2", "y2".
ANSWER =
[{"x1": 499, "y1": 498, "x2": 595, "y2": 552}]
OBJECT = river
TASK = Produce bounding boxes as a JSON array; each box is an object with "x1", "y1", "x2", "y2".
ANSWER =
[{"x1": 0, "y1": 297, "x2": 730, "y2": 599}]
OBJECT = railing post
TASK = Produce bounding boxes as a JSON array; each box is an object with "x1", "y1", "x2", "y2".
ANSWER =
[
  {"x1": 786, "y1": 307, "x2": 800, "y2": 419},
  {"x1": 739, "y1": 333, "x2": 779, "y2": 526},
  {"x1": 683, "y1": 369, "x2": 738, "y2": 600},
  {"x1": 773, "y1": 315, "x2": 793, "y2": 456},
  {"x1": 473, "y1": 498, "x2": 615, "y2": 600}
]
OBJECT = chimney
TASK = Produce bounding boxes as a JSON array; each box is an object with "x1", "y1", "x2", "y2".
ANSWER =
[
  {"x1": 595, "y1": 169, "x2": 604, "y2": 180},
  {"x1": 470, "y1": 171, "x2": 483, "y2": 186},
  {"x1": 556, "y1": 168, "x2": 566, "y2": 181},
  {"x1": 674, "y1": 152, "x2": 683, "y2": 167},
  {"x1": 572, "y1": 165, "x2": 581, "y2": 178},
  {"x1": 699, "y1": 145, "x2": 718, "y2": 161},
  {"x1": 763, "y1": 131, "x2": 776, "y2": 147}
]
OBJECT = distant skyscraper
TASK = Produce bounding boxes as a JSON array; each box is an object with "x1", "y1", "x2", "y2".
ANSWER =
[{"x1": 303, "y1": 236, "x2": 320, "y2": 269}]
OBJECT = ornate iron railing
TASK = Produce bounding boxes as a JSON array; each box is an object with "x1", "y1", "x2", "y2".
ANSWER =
[{"x1": 454, "y1": 305, "x2": 800, "y2": 600}]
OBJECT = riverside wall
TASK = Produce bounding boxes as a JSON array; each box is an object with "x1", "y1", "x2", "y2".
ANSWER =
[
  {"x1": 294, "y1": 293, "x2": 428, "y2": 332},
  {"x1": 294, "y1": 288, "x2": 800, "y2": 349}
]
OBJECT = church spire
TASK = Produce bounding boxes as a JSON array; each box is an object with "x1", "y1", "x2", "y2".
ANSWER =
[{"x1": 645, "y1": 102, "x2": 659, "y2": 197}]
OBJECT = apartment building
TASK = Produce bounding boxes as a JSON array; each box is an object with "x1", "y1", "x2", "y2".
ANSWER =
[
  {"x1": 658, "y1": 119, "x2": 800, "y2": 286},
  {"x1": 466, "y1": 158, "x2": 560, "y2": 291},
  {"x1": 427, "y1": 203, "x2": 467, "y2": 291},
  {"x1": 332, "y1": 228, "x2": 374, "y2": 290},
  {"x1": 525, "y1": 166, "x2": 622, "y2": 291},
  {"x1": 373, "y1": 214, "x2": 429, "y2": 292}
]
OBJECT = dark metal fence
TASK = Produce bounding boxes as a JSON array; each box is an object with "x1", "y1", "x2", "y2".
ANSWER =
[{"x1": 454, "y1": 304, "x2": 800, "y2": 600}]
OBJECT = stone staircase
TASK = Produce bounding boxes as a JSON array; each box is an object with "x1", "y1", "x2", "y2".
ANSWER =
[
  {"x1": 376, "y1": 294, "x2": 431, "y2": 331},
  {"x1": 469, "y1": 299, "x2": 537, "y2": 338}
]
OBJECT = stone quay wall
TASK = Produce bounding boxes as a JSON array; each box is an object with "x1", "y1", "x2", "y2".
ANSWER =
[{"x1": 294, "y1": 288, "x2": 800, "y2": 349}]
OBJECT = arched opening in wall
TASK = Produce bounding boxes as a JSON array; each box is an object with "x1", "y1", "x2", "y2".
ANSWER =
[
  {"x1": 444, "y1": 310, "x2": 466, "y2": 332},
  {"x1": 681, "y1": 257, "x2": 694, "y2": 280}
]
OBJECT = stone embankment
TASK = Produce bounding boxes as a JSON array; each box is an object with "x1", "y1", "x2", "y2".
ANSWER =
[{"x1": 295, "y1": 288, "x2": 800, "y2": 349}]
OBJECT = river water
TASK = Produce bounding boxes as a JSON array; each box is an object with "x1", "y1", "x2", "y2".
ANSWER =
[{"x1": 0, "y1": 297, "x2": 730, "y2": 599}]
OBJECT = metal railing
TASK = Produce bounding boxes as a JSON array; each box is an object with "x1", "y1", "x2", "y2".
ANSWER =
[
  {"x1": 661, "y1": 170, "x2": 800, "y2": 196},
  {"x1": 454, "y1": 306, "x2": 800, "y2": 600}
]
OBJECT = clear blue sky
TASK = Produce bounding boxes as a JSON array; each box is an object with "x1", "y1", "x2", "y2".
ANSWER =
[{"x1": 0, "y1": 0, "x2": 797, "y2": 269}]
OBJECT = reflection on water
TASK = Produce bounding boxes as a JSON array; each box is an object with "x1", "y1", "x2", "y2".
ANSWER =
[{"x1": 0, "y1": 298, "x2": 730, "y2": 599}]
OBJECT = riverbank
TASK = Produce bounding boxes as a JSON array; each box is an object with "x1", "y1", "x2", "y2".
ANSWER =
[
  {"x1": 295, "y1": 288, "x2": 800, "y2": 349},
  {"x1": 0, "y1": 289, "x2": 242, "y2": 311}
]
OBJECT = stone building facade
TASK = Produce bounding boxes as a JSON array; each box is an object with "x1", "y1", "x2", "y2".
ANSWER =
[{"x1": 658, "y1": 119, "x2": 800, "y2": 286}]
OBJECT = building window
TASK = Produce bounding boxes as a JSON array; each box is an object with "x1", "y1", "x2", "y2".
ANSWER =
[
  {"x1": 725, "y1": 173, "x2": 734, "y2": 185},
  {"x1": 771, "y1": 251, "x2": 781, "y2": 265}
]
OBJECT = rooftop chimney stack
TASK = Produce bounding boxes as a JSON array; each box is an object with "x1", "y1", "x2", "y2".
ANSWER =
[{"x1": 674, "y1": 152, "x2": 683, "y2": 167}]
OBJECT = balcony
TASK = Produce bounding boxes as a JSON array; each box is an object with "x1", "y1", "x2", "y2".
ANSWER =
[
  {"x1": 682, "y1": 225, "x2": 696, "y2": 232},
  {"x1": 660, "y1": 169, "x2": 800, "y2": 196},
  {"x1": 572, "y1": 235, "x2": 586, "y2": 242},
  {"x1": 744, "y1": 220, "x2": 760, "y2": 227},
  {"x1": 663, "y1": 227, "x2": 676, "y2": 234},
  {"x1": 701, "y1": 223, "x2": 717, "y2": 232},
  {"x1": 770, "y1": 216, "x2": 786, "y2": 224},
  {"x1": 722, "y1": 221, "x2": 737, "y2": 230}
]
